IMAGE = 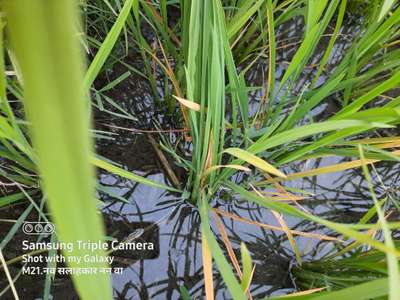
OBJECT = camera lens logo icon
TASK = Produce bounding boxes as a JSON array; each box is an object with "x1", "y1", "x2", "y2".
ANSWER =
[
  {"x1": 23, "y1": 223, "x2": 34, "y2": 234},
  {"x1": 44, "y1": 223, "x2": 55, "y2": 233},
  {"x1": 23, "y1": 222, "x2": 55, "y2": 235}
]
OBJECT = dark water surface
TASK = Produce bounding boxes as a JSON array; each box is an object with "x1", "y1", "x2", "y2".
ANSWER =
[
  {"x1": 97, "y1": 140, "x2": 399, "y2": 299},
  {"x1": 1, "y1": 9, "x2": 399, "y2": 300}
]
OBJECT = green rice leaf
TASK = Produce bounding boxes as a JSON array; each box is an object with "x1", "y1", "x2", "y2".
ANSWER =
[
  {"x1": 0, "y1": 192, "x2": 29, "y2": 207},
  {"x1": 240, "y1": 243, "x2": 253, "y2": 292},
  {"x1": 92, "y1": 157, "x2": 180, "y2": 192},
  {"x1": 358, "y1": 145, "x2": 400, "y2": 300},
  {"x1": 267, "y1": 278, "x2": 388, "y2": 300},
  {"x1": 84, "y1": 0, "x2": 134, "y2": 89},
  {"x1": 0, "y1": 204, "x2": 33, "y2": 250},
  {"x1": 227, "y1": 0, "x2": 263, "y2": 39},
  {"x1": 279, "y1": 24, "x2": 319, "y2": 89},
  {"x1": 334, "y1": 69, "x2": 400, "y2": 118},
  {"x1": 225, "y1": 182, "x2": 400, "y2": 257},
  {"x1": 379, "y1": 0, "x2": 396, "y2": 21},
  {"x1": 199, "y1": 196, "x2": 247, "y2": 300},
  {"x1": 5, "y1": 1, "x2": 112, "y2": 298}
]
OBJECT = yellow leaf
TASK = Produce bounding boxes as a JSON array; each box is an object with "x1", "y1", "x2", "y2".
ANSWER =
[
  {"x1": 173, "y1": 95, "x2": 201, "y2": 111},
  {"x1": 214, "y1": 208, "x2": 338, "y2": 241},
  {"x1": 224, "y1": 148, "x2": 287, "y2": 178},
  {"x1": 261, "y1": 149, "x2": 400, "y2": 184},
  {"x1": 282, "y1": 287, "x2": 326, "y2": 297},
  {"x1": 203, "y1": 164, "x2": 251, "y2": 178},
  {"x1": 202, "y1": 232, "x2": 214, "y2": 300}
]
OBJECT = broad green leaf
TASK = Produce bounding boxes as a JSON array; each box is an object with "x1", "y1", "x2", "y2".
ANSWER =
[{"x1": 5, "y1": 1, "x2": 112, "y2": 299}]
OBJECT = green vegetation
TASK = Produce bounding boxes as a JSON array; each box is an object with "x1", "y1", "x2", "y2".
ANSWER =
[
  {"x1": 0, "y1": 0, "x2": 399, "y2": 299},
  {"x1": 3, "y1": 1, "x2": 111, "y2": 299}
]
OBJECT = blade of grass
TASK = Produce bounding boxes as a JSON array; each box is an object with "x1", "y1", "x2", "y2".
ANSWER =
[
  {"x1": 262, "y1": 149, "x2": 400, "y2": 184},
  {"x1": 280, "y1": 288, "x2": 326, "y2": 298},
  {"x1": 43, "y1": 234, "x2": 57, "y2": 300},
  {"x1": 173, "y1": 95, "x2": 201, "y2": 111},
  {"x1": 379, "y1": 0, "x2": 396, "y2": 21},
  {"x1": 260, "y1": 0, "x2": 276, "y2": 119},
  {"x1": 0, "y1": 248, "x2": 19, "y2": 300},
  {"x1": 311, "y1": 0, "x2": 346, "y2": 87},
  {"x1": 272, "y1": 211, "x2": 302, "y2": 265},
  {"x1": 278, "y1": 25, "x2": 319, "y2": 89},
  {"x1": 358, "y1": 145, "x2": 400, "y2": 300},
  {"x1": 0, "y1": 192, "x2": 29, "y2": 207},
  {"x1": 213, "y1": 208, "x2": 337, "y2": 241},
  {"x1": 199, "y1": 197, "x2": 247, "y2": 300},
  {"x1": 92, "y1": 157, "x2": 180, "y2": 192},
  {"x1": 333, "y1": 69, "x2": 400, "y2": 118},
  {"x1": 179, "y1": 286, "x2": 192, "y2": 300},
  {"x1": 202, "y1": 232, "x2": 215, "y2": 300},
  {"x1": 267, "y1": 278, "x2": 388, "y2": 300},
  {"x1": 224, "y1": 148, "x2": 286, "y2": 178},
  {"x1": 84, "y1": 0, "x2": 134, "y2": 89},
  {"x1": 213, "y1": 211, "x2": 242, "y2": 276},
  {"x1": 240, "y1": 243, "x2": 253, "y2": 292},
  {"x1": 251, "y1": 185, "x2": 302, "y2": 264},
  {"x1": 216, "y1": 120, "x2": 387, "y2": 190},
  {"x1": 0, "y1": 204, "x2": 33, "y2": 250},
  {"x1": 226, "y1": 0, "x2": 263, "y2": 39},
  {"x1": 225, "y1": 182, "x2": 400, "y2": 256}
]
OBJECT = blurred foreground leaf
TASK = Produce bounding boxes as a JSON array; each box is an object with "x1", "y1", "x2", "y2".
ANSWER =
[{"x1": 5, "y1": 1, "x2": 112, "y2": 299}]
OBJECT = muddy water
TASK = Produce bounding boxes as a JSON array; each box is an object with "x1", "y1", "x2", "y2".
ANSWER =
[
  {"x1": 1, "y1": 9, "x2": 399, "y2": 299},
  {"x1": 97, "y1": 131, "x2": 400, "y2": 299},
  {"x1": 1, "y1": 154, "x2": 397, "y2": 299},
  {"x1": 90, "y1": 13, "x2": 399, "y2": 299}
]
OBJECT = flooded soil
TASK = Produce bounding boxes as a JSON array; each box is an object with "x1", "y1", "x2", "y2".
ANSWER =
[{"x1": 1, "y1": 7, "x2": 399, "y2": 300}]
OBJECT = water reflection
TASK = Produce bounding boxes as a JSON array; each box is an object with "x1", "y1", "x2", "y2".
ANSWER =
[
  {"x1": 99, "y1": 172, "x2": 204, "y2": 299},
  {"x1": 96, "y1": 149, "x2": 400, "y2": 299},
  {"x1": 91, "y1": 9, "x2": 396, "y2": 299}
]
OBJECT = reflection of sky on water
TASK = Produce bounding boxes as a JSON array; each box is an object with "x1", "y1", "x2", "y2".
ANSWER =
[
  {"x1": 90, "y1": 12, "x2": 399, "y2": 298},
  {"x1": 101, "y1": 173, "x2": 203, "y2": 299},
  {"x1": 99, "y1": 157, "x2": 399, "y2": 299}
]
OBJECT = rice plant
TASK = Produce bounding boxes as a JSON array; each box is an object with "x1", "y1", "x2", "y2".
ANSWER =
[
  {"x1": 125, "y1": 0, "x2": 400, "y2": 298},
  {"x1": 0, "y1": 0, "x2": 399, "y2": 299}
]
